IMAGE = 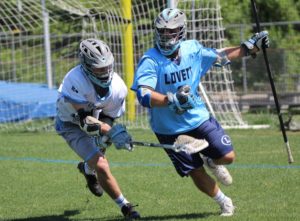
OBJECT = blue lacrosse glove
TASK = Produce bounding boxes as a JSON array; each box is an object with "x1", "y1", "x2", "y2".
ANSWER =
[
  {"x1": 167, "y1": 85, "x2": 197, "y2": 114},
  {"x1": 241, "y1": 30, "x2": 269, "y2": 57},
  {"x1": 107, "y1": 124, "x2": 133, "y2": 151},
  {"x1": 94, "y1": 135, "x2": 112, "y2": 148}
]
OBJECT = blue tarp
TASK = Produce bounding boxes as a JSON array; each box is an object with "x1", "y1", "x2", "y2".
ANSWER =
[{"x1": 0, "y1": 81, "x2": 58, "y2": 123}]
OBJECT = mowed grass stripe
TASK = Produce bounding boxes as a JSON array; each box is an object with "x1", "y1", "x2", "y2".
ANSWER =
[{"x1": 0, "y1": 156, "x2": 300, "y2": 169}]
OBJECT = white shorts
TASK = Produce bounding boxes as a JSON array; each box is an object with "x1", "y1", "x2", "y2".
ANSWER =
[{"x1": 55, "y1": 117, "x2": 103, "y2": 162}]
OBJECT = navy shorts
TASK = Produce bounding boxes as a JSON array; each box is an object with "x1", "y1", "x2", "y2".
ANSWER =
[{"x1": 155, "y1": 116, "x2": 234, "y2": 177}]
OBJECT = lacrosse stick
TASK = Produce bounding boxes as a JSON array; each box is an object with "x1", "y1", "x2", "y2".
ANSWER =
[
  {"x1": 85, "y1": 116, "x2": 208, "y2": 154},
  {"x1": 251, "y1": 0, "x2": 294, "y2": 163},
  {"x1": 132, "y1": 135, "x2": 209, "y2": 154}
]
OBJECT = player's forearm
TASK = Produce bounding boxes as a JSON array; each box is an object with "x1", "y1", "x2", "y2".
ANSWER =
[
  {"x1": 222, "y1": 46, "x2": 258, "y2": 60},
  {"x1": 150, "y1": 90, "x2": 169, "y2": 107},
  {"x1": 222, "y1": 46, "x2": 243, "y2": 59}
]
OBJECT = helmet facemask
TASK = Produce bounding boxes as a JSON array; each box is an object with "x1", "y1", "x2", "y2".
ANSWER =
[
  {"x1": 155, "y1": 26, "x2": 185, "y2": 56},
  {"x1": 85, "y1": 64, "x2": 114, "y2": 88}
]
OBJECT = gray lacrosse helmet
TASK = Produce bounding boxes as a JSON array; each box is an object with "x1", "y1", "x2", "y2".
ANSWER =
[
  {"x1": 154, "y1": 8, "x2": 186, "y2": 56},
  {"x1": 79, "y1": 39, "x2": 114, "y2": 88}
]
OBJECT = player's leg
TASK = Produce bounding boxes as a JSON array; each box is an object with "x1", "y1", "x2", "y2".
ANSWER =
[
  {"x1": 55, "y1": 118, "x2": 103, "y2": 196},
  {"x1": 189, "y1": 117, "x2": 234, "y2": 185},
  {"x1": 87, "y1": 153, "x2": 140, "y2": 219},
  {"x1": 201, "y1": 155, "x2": 233, "y2": 186},
  {"x1": 56, "y1": 120, "x2": 140, "y2": 219},
  {"x1": 189, "y1": 168, "x2": 235, "y2": 216},
  {"x1": 77, "y1": 161, "x2": 103, "y2": 197},
  {"x1": 155, "y1": 133, "x2": 234, "y2": 216}
]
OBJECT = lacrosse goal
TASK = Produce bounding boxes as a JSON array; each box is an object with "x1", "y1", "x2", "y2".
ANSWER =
[{"x1": 0, "y1": 0, "x2": 249, "y2": 131}]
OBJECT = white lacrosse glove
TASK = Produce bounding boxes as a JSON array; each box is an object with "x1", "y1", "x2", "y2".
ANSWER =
[
  {"x1": 167, "y1": 85, "x2": 198, "y2": 114},
  {"x1": 107, "y1": 124, "x2": 133, "y2": 151},
  {"x1": 241, "y1": 30, "x2": 269, "y2": 57},
  {"x1": 79, "y1": 116, "x2": 101, "y2": 136},
  {"x1": 73, "y1": 109, "x2": 101, "y2": 136}
]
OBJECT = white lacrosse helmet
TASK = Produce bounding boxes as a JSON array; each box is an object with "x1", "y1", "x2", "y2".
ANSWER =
[
  {"x1": 154, "y1": 8, "x2": 186, "y2": 56},
  {"x1": 79, "y1": 39, "x2": 114, "y2": 88}
]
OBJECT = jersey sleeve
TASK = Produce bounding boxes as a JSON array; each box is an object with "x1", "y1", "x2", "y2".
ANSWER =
[
  {"x1": 131, "y1": 56, "x2": 158, "y2": 91},
  {"x1": 194, "y1": 41, "x2": 218, "y2": 78},
  {"x1": 201, "y1": 47, "x2": 218, "y2": 74}
]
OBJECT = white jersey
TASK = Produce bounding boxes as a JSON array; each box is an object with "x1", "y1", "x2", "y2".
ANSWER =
[{"x1": 57, "y1": 65, "x2": 127, "y2": 124}]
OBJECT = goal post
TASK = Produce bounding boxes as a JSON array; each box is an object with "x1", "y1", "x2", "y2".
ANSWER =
[{"x1": 121, "y1": 0, "x2": 135, "y2": 121}]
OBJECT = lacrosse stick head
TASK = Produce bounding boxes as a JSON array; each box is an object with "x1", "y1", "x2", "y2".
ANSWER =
[{"x1": 174, "y1": 135, "x2": 209, "y2": 154}]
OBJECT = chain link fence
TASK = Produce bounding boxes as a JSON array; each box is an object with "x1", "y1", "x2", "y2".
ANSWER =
[{"x1": 225, "y1": 21, "x2": 300, "y2": 112}]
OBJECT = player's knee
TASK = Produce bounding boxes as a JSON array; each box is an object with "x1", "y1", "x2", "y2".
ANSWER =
[
  {"x1": 216, "y1": 151, "x2": 235, "y2": 164},
  {"x1": 223, "y1": 151, "x2": 235, "y2": 164},
  {"x1": 95, "y1": 157, "x2": 110, "y2": 175}
]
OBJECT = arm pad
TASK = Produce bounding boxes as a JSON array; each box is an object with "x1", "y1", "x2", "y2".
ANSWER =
[{"x1": 136, "y1": 87, "x2": 152, "y2": 108}]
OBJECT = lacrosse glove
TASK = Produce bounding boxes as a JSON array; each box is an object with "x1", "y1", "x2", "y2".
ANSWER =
[
  {"x1": 107, "y1": 124, "x2": 133, "y2": 151},
  {"x1": 94, "y1": 135, "x2": 112, "y2": 148},
  {"x1": 167, "y1": 85, "x2": 197, "y2": 114},
  {"x1": 76, "y1": 109, "x2": 101, "y2": 136},
  {"x1": 241, "y1": 30, "x2": 269, "y2": 57}
]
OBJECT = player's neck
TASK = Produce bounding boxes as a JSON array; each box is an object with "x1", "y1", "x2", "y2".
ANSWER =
[
  {"x1": 93, "y1": 84, "x2": 109, "y2": 97},
  {"x1": 167, "y1": 49, "x2": 181, "y2": 64}
]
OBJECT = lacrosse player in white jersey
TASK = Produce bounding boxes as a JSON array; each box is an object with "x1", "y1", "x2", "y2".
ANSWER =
[
  {"x1": 55, "y1": 39, "x2": 140, "y2": 219},
  {"x1": 131, "y1": 8, "x2": 269, "y2": 216}
]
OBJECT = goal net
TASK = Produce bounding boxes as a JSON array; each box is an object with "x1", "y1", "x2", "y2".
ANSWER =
[
  {"x1": 0, "y1": 0, "x2": 247, "y2": 132},
  {"x1": 178, "y1": 0, "x2": 246, "y2": 128}
]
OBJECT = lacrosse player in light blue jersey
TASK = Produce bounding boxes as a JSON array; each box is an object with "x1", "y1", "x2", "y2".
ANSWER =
[
  {"x1": 131, "y1": 8, "x2": 269, "y2": 216},
  {"x1": 55, "y1": 39, "x2": 140, "y2": 219}
]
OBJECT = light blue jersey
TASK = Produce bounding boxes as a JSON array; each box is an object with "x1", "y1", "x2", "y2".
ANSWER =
[{"x1": 131, "y1": 40, "x2": 217, "y2": 135}]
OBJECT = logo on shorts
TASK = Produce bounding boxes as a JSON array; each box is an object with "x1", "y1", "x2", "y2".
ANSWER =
[{"x1": 221, "y1": 135, "x2": 231, "y2": 145}]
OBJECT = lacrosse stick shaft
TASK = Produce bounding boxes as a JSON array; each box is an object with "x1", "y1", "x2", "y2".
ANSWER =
[
  {"x1": 85, "y1": 116, "x2": 208, "y2": 153},
  {"x1": 251, "y1": 0, "x2": 294, "y2": 163},
  {"x1": 85, "y1": 116, "x2": 177, "y2": 150},
  {"x1": 131, "y1": 141, "x2": 175, "y2": 150}
]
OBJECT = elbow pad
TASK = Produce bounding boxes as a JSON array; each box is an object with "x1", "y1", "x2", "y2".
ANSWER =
[{"x1": 136, "y1": 87, "x2": 152, "y2": 108}]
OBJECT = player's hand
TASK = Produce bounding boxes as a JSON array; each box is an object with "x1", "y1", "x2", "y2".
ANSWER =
[
  {"x1": 107, "y1": 124, "x2": 133, "y2": 151},
  {"x1": 167, "y1": 85, "x2": 197, "y2": 114},
  {"x1": 79, "y1": 116, "x2": 101, "y2": 136},
  {"x1": 242, "y1": 30, "x2": 269, "y2": 56}
]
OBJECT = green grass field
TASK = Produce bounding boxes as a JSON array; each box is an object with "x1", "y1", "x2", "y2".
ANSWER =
[{"x1": 0, "y1": 126, "x2": 300, "y2": 221}]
